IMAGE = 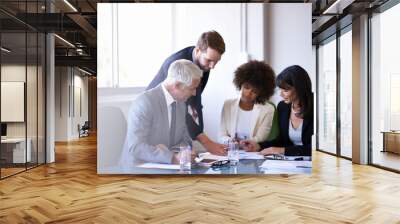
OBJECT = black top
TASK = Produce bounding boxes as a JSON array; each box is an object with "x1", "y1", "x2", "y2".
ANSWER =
[
  {"x1": 146, "y1": 46, "x2": 210, "y2": 139},
  {"x1": 259, "y1": 101, "x2": 313, "y2": 156}
]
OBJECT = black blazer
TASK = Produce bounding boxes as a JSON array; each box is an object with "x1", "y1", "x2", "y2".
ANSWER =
[
  {"x1": 259, "y1": 101, "x2": 313, "y2": 156},
  {"x1": 146, "y1": 46, "x2": 210, "y2": 140}
]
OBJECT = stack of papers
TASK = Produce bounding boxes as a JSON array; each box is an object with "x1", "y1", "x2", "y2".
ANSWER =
[
  {"x1": 205, "y1": 168, "x2": 222, "y2": 174},
  {"x1": 260, "y1": 160, "x2": 312, "y2": 174},
  {"x1": 198, "y1": 151, "x2": 264, "y2": 161},
  {"x1": 238, "y1": 151, "x2": 264, "y2": 160},
  {"x1": 137, "y1": 163, "x2": 180, "y2": 170},
  {"x1": 197, "y1": 152, "x2": 228, "y2": 161}
]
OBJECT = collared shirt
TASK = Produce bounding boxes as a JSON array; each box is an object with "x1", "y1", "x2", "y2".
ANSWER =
[
  {"x1": 188, "y1": 106, "x2": 199, "y2": 125},
  {"x1": 161, "y1": 84, "x2": 176, "y2": 128}
]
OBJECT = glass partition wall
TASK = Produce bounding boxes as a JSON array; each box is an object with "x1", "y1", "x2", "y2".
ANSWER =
[
  {"x1": 317, "y1": 36, "x2": 337, "y2": 155},
  {"x1": 316, "y1": 0, "x2": 400, "y2": 171},
  {"x1": 0, "y1": 2, "x2": 46, "y2": 179},
  {"x1": 339, "y1": 28, "x2": 352, "y2": 159},
  {"x1": 316, "y1": 26, "x2": 353, "y2": 159},
  {"x1": 0, "y1": 31, "x2": 27, "y2": 177},
  {"x1": 370, "y1": 2, "x2": 400, "y2": 171}
]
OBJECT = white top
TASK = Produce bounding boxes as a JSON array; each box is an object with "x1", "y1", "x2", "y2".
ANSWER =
[
  {"x1": 235, "y1": 107, "x2": 253, "y2": 140},
  {"x1": 288, "y1": 119, "x2": 303, "y2": 146},
  {"x1": 161, "y1": 84, "x2": 176, "y2": 128},
  {"x1": 219, "y1": 98, "x2": 275, "y2": 143}
]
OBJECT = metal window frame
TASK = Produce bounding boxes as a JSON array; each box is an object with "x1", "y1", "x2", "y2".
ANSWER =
[
  {"x1": 0, "y1": 0, "x2": 47, "y2": 180},
  {"x1": 368, "y1": 0, "x2": 400, "y2": 172},
  {"x1": 316, "y1": 0, "x2": 400, "y2": 172},
  {"x1": 315, "y1": 23, "x2": 353, "y2": 162}
]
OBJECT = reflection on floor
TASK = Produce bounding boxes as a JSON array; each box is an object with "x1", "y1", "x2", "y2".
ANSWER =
[
  {"x1": 373, "y1": 150, "x2": 400, "y2": 171},
  {"x1": 0, "y1": 134, "x2": 400, "y2": 222},
  {"x1": 0, "y1": 163, "x2": 41, "y2": 178},
  {"x1": 0, "y1": 167, "x2": 25, "y2": 177}
]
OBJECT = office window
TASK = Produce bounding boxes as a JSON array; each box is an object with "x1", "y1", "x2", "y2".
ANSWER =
[
  {"x1": 339, "y1": 29, "x2": 352, "y2": 158},
  {"x1": 318, "y1": 37, "x2": 337, "y2": 154},
  {"x1": 97, "y1": 4, "x2": 113, "y2": 88},
  {"x1": 371, "y1": 3, "x2": 400, "y2": 171},
  {"x1": 98, "y1": 4, "x2": 173, "y2": 88}
]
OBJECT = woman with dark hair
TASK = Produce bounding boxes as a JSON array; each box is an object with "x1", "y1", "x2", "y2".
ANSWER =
[
  {"x1": 241, "y1": 65, "x2": 313, "y2": 156},
  {"x1": 219, "y1": 60, "x2": 276, "y2": 143}
]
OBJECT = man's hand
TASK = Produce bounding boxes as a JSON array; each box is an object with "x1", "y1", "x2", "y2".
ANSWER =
[
  {"x1": 259, "y1": 147, "x2": 285, "y2": 155},
  {"x1": 240, "y1": 140, "x2": 260, "y2": 152},
  {"x1": 171, "y1": 150, "x2": 198, "y2": 164}
]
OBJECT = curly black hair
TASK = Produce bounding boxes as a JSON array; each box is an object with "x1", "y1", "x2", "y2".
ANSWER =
[{"x1": 233, "y1": 60, "x2": 276, "y2": 104}]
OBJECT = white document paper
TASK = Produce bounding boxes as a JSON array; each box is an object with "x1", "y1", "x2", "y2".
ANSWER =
[
  {"x1": 260, "y1": 160, "x2": 312, "y2": 168},
  {"x1": 137, "y1": 163, "x2": 180, "y2": 170},
  {"x1": 238, "y1": 151, "x2": 264, "y2": 160},
  {"x1": 198, "y1": 151, "x2": 264, "y2": 161},
  {"x1": 198, "y1": 152, "x2": 228, "y2": 161},
  {"x1": 205, "y1": 168, "x2": 222, "y2": 174},
  {"x1": 260, "y1": 160, "x2": 312, "y2": 174}
]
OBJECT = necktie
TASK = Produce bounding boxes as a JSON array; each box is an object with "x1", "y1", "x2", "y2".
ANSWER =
[
  {"x1": 169, "y1": 102, "x2": 176, "y2": 147},
  {"x1": 191, "y1": 105, "x2": 198, "y2": 120},
  {"x1": 189, "y1": 105, "x2": 199, "y2": 125}
]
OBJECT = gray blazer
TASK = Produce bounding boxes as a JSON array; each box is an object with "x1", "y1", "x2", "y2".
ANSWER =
[{"x1": 120, "y1": 85, "x2": 191, "y2": 166}]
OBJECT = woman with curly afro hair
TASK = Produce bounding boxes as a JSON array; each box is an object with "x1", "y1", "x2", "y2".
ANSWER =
[{"x1": 219, "y1": 60, "x2": 276, "y2": 143}]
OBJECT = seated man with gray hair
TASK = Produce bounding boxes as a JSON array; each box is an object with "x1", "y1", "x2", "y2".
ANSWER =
[{"x1": 120, "y1": 59, "x2": 203, "y2": 166}]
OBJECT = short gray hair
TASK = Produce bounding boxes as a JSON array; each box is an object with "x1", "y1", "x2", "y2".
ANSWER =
[{"x1": 165, "y1": 59, "x2": 203, "y2": 87}]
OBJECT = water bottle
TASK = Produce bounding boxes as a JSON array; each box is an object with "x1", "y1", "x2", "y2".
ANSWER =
[
  {"x1": 179, "y1": 145, "x2": 191, "y2": 171},
  {"x1": 228, "y1": 140, "x2": 239, "y2": 165}
]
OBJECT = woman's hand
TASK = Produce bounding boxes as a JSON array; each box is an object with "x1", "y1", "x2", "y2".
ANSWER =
[
  {"x1": 259, "y1": 147, "x2": 285, "y2": 155},
  {"x1": 240, "y1": 140, "x2": 260, "y2": 152}
]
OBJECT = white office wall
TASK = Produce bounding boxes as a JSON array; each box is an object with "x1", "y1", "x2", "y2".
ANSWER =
[
  {"x1": 72, "y1": 74, "x2": 89, "y2": 137},
  {"x1": 55, "y1": 67, "x2": 89, "y2": 141},
  {"x1": 1, "y1": 65, "x2": 26, "y2": 81},
  {"x1": 265, "y1": 3, "x2": 313, "y2": 105},
  {"x1": 173, "y1": 3, "x2": 268, "y2": 141},
  {"x1": 1, "y1": 82, "x2": 24, "y2": 125},
  {"x1": 1, "y1": 65, "x2": 38, "y2": 138},
  {"x1": 1, "y1": 82, "x2": 25, "y2": 122},
  {"x1": 247, "y1": 4, "x2": 266, "y2": 61},
  {"x1": 55, "y1": 67, "x2": 69, "y2": 141}
]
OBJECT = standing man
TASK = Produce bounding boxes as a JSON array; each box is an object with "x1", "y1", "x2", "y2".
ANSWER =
[{"x1": 147, "y1": 30, "x2": 226, "y2": 155}]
